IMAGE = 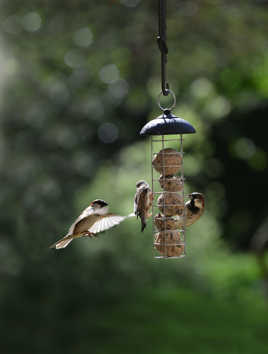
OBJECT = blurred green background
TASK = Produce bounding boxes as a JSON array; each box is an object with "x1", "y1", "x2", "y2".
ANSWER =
[{"x1": 1, "y1": 0, "x2": 268, "y2": 353}]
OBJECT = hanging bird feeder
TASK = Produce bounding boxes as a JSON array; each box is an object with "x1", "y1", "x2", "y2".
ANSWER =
[{"x1": 140, "y1": 0, "x2": 196, "y2": 258}]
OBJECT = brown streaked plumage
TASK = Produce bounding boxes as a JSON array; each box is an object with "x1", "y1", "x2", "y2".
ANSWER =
[
  {"x1": 50, "y1": 199, "x2": 131, "y2": 249},
  {"x1": 183, "y1": 192, "x2": 205, "y2": 227},
  {"x1": 134, "y1": 180, "x2": 153, "y2": 232}
]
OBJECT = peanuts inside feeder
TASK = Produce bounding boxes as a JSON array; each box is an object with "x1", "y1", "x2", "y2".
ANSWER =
[
  {"x1": 154, "y1": 214, "x2": 183, "y2": 231},
  {"x1": 157, "y1": 191, "x2": 184, "y2": 216},
  {"x1": 159, "y1": 175, "x2": 184, "y2": 192},
  {"x1": 140, "y1": 108, "x2": 196, "y2": 258},
  {"x1": 154, "y1": 230, "x2": 184, "y2": 258},
  {"x1": 152, "y1": 148, "x2": 182, "y2": 176}
]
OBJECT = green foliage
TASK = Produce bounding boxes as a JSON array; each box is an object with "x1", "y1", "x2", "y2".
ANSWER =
[{"x1": 1, "y1": 1, "x2": 268, "y2": 353}]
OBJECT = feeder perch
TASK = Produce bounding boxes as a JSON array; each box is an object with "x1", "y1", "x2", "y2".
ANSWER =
[{"x1": 140, "y1": 108, "x2": 196, "y2": 258}]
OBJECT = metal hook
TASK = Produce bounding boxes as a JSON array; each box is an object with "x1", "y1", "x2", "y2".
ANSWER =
[
  {"x1": 158, "y1": 89, "x2": 176, "y2": 111},
  {"x1": 157, "y1": 0, "x2": 169, "y2": 96}
]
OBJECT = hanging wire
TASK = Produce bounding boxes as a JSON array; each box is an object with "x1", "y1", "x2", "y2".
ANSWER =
[{"x1": 157, "y1": 0, "x2": 169, "y2": 96}]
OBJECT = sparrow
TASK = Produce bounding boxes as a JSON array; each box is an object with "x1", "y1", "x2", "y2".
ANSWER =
[
  {"x1": 183, "y1": 192, "x2": 205, "y2": 227},
  {"x1": 134, "y1": 180, "x2": 153, "y2": 232},
  {"x1": 50, "y1": 199, "x2": 132, "y2": 249}
]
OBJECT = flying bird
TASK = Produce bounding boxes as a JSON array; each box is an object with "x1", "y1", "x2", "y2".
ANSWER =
[
  {"x1": 50, "y1": 199, "x2": 132, "y2": 249},
  {"x1": 134, "y1": 180, "x2": 153, "y2": 232},
  {"x1": 183, "y1": 192, "x2": 205, "y2": 227}
]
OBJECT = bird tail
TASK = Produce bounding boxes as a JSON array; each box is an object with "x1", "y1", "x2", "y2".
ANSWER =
[
  {"x1": 137, "y1": 212, "x2": 146, "y2": 232},
  {"x1": 50, "y1": 235, "x2": 73, "y2": 249},
  {"x1": 141, "y1": 217, "x2": 146, "y2": 232}
]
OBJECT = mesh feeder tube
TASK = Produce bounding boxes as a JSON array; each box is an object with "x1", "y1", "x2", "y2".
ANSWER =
[{"x1": 140, "y1": 110, "x2": 196, "y2": 258}]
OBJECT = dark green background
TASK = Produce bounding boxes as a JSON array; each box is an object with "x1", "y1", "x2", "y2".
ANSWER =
[{"x1": 0, "y1": 1, "x2": 268, "y2": 353}]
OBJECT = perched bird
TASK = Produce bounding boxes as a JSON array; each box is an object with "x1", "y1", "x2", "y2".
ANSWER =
[
  {"x1": 183, "y1": 192, "x2": 205, "y2": 227},
  {"x1": 50, "y1": 199, "x2": 132, "y2": 249},
  {"x1": 134, "y1": 180, "x2": 153, "y2": 232},
  {"x1": 154, "y1": 192, "x2": 205, "y2": 231}
]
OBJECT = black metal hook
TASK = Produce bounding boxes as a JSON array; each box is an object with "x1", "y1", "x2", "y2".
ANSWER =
[{"x1": 157, "y1": 0, "x2": 169, "y2": 96}]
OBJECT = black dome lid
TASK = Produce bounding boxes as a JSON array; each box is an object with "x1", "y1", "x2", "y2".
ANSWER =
[{"x1": 140, "y1": 110, "x2": 196, "y2": 136}]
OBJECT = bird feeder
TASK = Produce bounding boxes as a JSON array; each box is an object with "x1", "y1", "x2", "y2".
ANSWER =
[
  {"x1": 140, "y1": 100, "x2": 195, "y2": 258},
  {"x1": 140, "y1": 0, "x2": 196, "y2": 258}
]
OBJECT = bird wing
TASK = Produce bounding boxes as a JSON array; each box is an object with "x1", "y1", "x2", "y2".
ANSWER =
[
  {"x1": 145, "y1": 189, "x2": 153, "y2": 216},
  {"x1": 67, "y1": 206, "x2": 95, "y2": 235},
  {"x1": 134, "y1": 196, "x2": 138, "y2": 215},
  {"x1": 88, "y1": 213, "x2": 128, "y2": 234},
  {"x1": 135, "y1": 186, "x2": 148, "y2": 217}
]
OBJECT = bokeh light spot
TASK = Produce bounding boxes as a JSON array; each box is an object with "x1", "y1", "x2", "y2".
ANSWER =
[
  {"x1": 99, "y1": 64, "x2": 120, "y2": 84},
  {"x1": 43, "y1": 76, "x2": 70, "y2": 104},
  {"x1": 107, "y1": 79, "x2": 129, "y2": 101},
  {"x1": 21, "y1": 12, "x2": 42, "y2": 32},
  {"x1": 190, "y1": 77, "x2": 214, "y2": 99},
  {"x1": 233, "y1": 137, "x2": 256, "y2": 160},
  {"x1": 73, "y1": 27, "x2": 93, "y2": 48},
  {"x1": 98, "y1": 122, "x2": 119, "y2": 144},
  {"x1": 205, "y1": 96, "x2": 231, "y2": 119},
  {"x1": 64, "y1": 50, "x2": 85, "y2": 69}
]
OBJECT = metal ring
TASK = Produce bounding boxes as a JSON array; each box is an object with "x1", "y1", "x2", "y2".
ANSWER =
[{"x1": 158, "y1": 89, "x2": 176, "y2": 111}]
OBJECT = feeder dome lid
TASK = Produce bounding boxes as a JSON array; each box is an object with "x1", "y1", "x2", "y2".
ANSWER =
[{"x1": 140, "y1": 110, "x2": 196, "y2": 136}]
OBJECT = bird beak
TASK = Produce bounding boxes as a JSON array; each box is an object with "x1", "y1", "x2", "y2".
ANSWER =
[{"x1": 187, "y1": 194, "x2": 192, "y2": 198}]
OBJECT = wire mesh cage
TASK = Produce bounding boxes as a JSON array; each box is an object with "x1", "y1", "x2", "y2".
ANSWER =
[
  {"x1": 140, "y1": 109, "x2": 196, "y2": 259},
  {"x1": 152, "y1": 135, "x2": 185, "y2": 258}
]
